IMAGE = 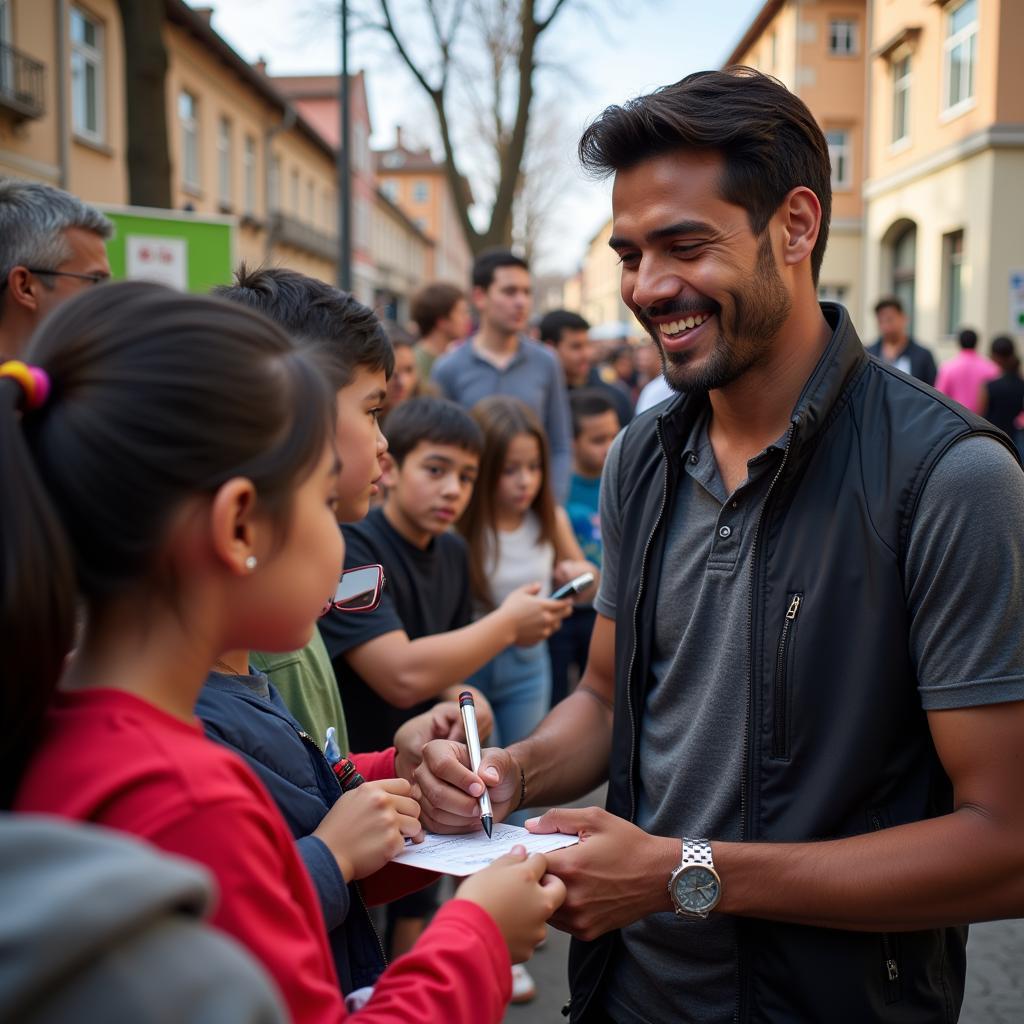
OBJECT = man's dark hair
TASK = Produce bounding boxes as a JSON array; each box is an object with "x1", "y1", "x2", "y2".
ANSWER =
[
  {"x1": 577, "y1": 67, "x2": 832, "y2": 284},
  {"x1": 214, "y1": 264, "x2": 393, "y2": 390},
  {"x1": 958, "y1": 328, "x2": 978, "y2": 350},
  {"x1": 472, "y1": 248, "x2": 529, "y2": 291},
  {"x1": 384, "y1": 395, "x2": 483, "y2": 465},
  {"x1": 539, "y1": 309, "x2": 590, "y2": 345},
  {"x1": 569, "y1": 388, "x2": 616, "y2": 437},
  {"x1": 874, "y1": 296, "x2": 904, "y2": 316},
  {"x1": 410, "y1": 282, "x2": 464, "y2": 336}
]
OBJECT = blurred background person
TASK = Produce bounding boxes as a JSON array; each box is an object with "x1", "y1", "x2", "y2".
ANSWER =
[
  {"x1": 540, "y1": 308, "x2": 632, "y2": 427},
  {"x1": 980, "y1": 334, "x2": 1024, "y2": 458},
  {"x1": 0, "y1": 178, "x2": 112, "y2": 360},
  {"x1": 935, "y1": 327, "x2": 998, "y2": 413},
  {"x1": 867, "y1": 296, "x2": 937, "y2": 385},
  {"x1": 409, "y1": 282, "x2": 471, "y2": 386}
]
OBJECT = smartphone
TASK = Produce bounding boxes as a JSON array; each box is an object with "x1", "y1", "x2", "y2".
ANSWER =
[{"x1": 550, "y1": 571, "x2": 595, "y2": 601}]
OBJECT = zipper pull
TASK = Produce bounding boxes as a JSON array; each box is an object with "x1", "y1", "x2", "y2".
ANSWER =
[
  {"x1": 786, "y1": 595, "x2": 802, "y2": 620},
  {"x1": 886, "y1": 959, "x2": 899, "y2": 981}
]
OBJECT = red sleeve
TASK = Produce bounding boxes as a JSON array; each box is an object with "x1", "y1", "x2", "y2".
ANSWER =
[
  {"x1": 151, "y1": 798, "x2": 347, "y2": 1024},
  {"x1": 354, "y1": 900, "x2": 511, "y2": 1023},
  {"x1": 360, "y1": 861, "x2": 441, "y2": 907},
  {"x1": 349, "y1": 747, "x2": 397, "y2": 782}
]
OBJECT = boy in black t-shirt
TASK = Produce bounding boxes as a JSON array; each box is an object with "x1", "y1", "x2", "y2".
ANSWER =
[{"x1": 319, "y1": 396, "x2": 570, "y2": 956}]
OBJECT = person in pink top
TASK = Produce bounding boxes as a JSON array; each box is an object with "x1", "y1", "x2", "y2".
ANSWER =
[{"x1": 935, "y1": 328, "x2": 999, "y2": 412}]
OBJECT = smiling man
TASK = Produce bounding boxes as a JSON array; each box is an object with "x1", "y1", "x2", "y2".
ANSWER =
[
  {"x1": 0, "y1": 178, "x2": 112, "y2": 359},
  {"x1": 412, "y1": 68, "x2": 1024, "y2": 1023}
]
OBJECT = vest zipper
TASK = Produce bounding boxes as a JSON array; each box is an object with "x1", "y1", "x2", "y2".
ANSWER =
[
  {"x1": 625, "y1": 415, "x2": 672, "y2": 823},
  {"x1": 297, "y1": 730, "x2": 389, "y2": 971},
  {"x1": 870, "y1": 811, "x2": 901, "y2": 998},
  {"x1": 736, "y1": 417, "x2": 798, "y2": 1024},
  {"x1": 771, "y1": 594, "x2": 802, "y2": 759}
]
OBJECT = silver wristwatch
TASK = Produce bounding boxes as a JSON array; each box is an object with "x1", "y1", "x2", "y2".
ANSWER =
[{"x1": 668, "y1": 838, "x2": 722, "y2": 919}]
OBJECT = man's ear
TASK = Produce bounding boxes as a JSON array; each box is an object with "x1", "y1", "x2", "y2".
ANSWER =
[
  {"x1": 5, "y1": 267, "x2": 41, "y2": 313},
  {"x1": 779, "y1": 186, "x2": 822, "y2": 271},
  {"x1": 209, "y1": 477, "x2": 261, "y2": 575}
]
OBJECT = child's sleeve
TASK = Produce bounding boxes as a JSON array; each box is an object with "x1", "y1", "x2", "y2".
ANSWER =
[
  {"x1": 353, "y1": 900, "x2": 511, "y2": 1023},
  {"x1": 348, "y1": 747, "x2": 396, "y2": 781}
]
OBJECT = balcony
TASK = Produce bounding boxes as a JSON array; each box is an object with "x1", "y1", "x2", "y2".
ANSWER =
[
  {"x1": 0, "y1": 42, "x2": 45, "y2": 121},
  {"x1": 269, "y1": 211, "x2": 338, "y2": 264}
]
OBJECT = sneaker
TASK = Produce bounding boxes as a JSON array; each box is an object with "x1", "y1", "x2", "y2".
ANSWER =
[{"x1": 510, "y1": 963, "x2": 537, "y2": 1004}]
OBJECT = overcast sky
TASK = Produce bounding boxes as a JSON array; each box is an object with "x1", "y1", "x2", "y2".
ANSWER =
[{"x1": 197, "y1": 0, "x2": 765, "y2": 273}]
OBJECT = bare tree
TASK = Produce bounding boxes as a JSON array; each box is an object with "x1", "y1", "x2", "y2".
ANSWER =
[{"x1": 361, "y1": 0, "x2": 574, "y2": 255}]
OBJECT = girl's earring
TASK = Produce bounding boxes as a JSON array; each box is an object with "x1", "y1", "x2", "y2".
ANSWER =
[{"x1": 245, "y1": 556, "x2": 258, "y2": 572}]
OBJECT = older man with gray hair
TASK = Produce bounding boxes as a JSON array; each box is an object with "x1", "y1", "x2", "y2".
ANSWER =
[{"x1": 0, "y1": 178, "x2": 113, "y2": 359}]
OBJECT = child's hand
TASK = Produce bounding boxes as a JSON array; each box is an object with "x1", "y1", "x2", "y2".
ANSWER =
[
  {"x1": 455, "y1": 846, "x2": 566, "y2": 962},
  {"x1": 314, "y1": 779, "x2": 423, "y2": 881},
  {"x1": 500, "y1": 583, "x2": 573, "y2": 646}
]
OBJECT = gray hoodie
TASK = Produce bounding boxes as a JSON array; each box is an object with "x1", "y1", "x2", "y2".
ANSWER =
[{"x1": 0, "y1": 814, "x2": 286, "y2": 1023}]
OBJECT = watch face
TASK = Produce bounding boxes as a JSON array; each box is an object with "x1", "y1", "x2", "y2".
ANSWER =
[{"x1": 673, "y1": 865, "x2": 720, "y2": 914}]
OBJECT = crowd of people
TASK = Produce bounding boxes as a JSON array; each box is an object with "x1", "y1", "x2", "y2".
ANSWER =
[{"x1": 2, "y1": 65, "x2": 1024, "y2": 1024}]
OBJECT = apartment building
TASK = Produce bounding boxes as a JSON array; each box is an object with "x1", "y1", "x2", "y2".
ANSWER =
[
  {"x1": 372, "y1": 186, "x2": 432, "y2": 325},
  {"x1": 727, "y1": 0, "x2": 867, "y2": 323},
  {"x1": 576, "y1": 216, "x2": 635, "y2": 333},
  {"x1": 375, "y1": 127, "x2": 473, "y2": 288},
  {"x1": 864, "y1": 0, "x2": 1024, "y2": 348},
  {"x1": 1, "y1": 0, "x2": 343, "y2": 287}
]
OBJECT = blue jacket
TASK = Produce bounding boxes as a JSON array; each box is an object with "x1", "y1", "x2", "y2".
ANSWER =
[{"x1": 196, "y1": 672, "x2": 386, "y2": 994}]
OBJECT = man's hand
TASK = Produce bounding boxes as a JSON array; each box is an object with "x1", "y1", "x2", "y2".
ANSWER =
[
  {"x1": 394, "y1": 694, "x2": 496, "y2": 784},
  {"x1": 413, "y1": 739, "x2": 522, "y2": 832},
  {"x1": 526, "y1": 807, "x2": 679, "y2": 941}
]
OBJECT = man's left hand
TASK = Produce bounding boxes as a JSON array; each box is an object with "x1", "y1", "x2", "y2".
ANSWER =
[{"x1": 526, "y1": 807, "x2": 679, "y2": 941}]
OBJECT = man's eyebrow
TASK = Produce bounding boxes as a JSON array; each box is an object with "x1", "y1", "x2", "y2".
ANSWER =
[{"x1": 609, "y1": 220, "x2": 717, "y2": 250}]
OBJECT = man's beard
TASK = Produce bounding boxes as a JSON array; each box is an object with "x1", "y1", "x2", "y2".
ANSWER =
[{"x1": 639, "y1": 235, "x2": 792, "y2": 395}]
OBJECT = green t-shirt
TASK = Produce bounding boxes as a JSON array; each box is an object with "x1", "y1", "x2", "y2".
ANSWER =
[{"x1": 250, "y1": 630, "x2": 349, "y2": 754}]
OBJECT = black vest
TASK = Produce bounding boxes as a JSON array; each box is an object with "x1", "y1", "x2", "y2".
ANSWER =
[{"x1": 567, "y1": 305, "x2": 1019, "y2": 1023}]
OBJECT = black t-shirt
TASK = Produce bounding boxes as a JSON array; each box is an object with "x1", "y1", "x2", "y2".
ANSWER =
[
  {"x1": 985, "y1": 372, "x2": 1024, "y2": 436},
  {"x1": 318, "y1": 507, "x2": 473, "y2": 752}
]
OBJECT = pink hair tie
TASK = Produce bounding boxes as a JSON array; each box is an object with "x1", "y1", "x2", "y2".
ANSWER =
[{"x1": 0, "y1": 360, "x2": 51, "y2": 410}]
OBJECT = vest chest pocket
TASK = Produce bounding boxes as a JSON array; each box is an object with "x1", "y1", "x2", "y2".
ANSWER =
[{"x1": 771, "y1": 593, "x2": 802, "y2": 760}]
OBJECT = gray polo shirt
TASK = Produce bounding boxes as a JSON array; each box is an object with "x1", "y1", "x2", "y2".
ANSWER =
[
  {"x1": 595, "y1": 413, "x2": 1024, "y2": 1024},
  {"x1": 430, "y1": 336, "x2": 573, "y2": 501}
]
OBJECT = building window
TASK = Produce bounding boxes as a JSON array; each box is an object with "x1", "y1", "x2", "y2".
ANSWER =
[
  {"x1": 891, "y1": 55, "x2": 911, "y2": 144},
  {"x1": 243, "y1": 135, "x2": 257, "y2": 215},
  {"x1": 413, "y1": 180, "x2": 429, "y2": 203},
  {"x1": 306, "y1": 179, "x2": 315, "y2": 223},
  {"x1": 290, "y1": 168, "x2": 299, "y2": 215},
  {"x1": 828, "y1": 19, "x2": 857, "y2": 56},
  {"x1": 70, "y1": 7, "x2": 104, "y2": 141},
  {"x1": 891, "y1": 222, "x2": 917, "y2": 332},
  {"x1": 818, "y1": 284, "x2": 848, "y2": 305},
  {"x1": 825, "y1": 130, "x2": 851, "y2": 189},
  {"x1": 217, "y1": 116, "x2": 232, "y2": 207},
  {"x1": 944, "y1": 0, "x2": 977, "y2": 113},
  {"x1": 769, "y1": 30, "x2": 777, "y2": 69},
  {"x1": 0, "y1": 0, "x2": 12, "y2": 95},
  {"x1": 380, "y1": 179, "x2": 398, "y2": 202},
  {"x1": 943, "y1": 230, "x2": 964, "y2": 334},
  {"x1": 269, "y1": 154, "x2": 281, "y2": 212},
  {"x1": 179, "y1": 90, "x2": 200, "y2": 190}
]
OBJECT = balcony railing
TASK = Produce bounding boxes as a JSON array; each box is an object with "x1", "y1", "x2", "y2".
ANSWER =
[
  {"x1": 269, "y1": 211, "x2": 338, "y2": 264},
  {"x1": 0, "y1": 42, "x2": 45, "y2": 121}
]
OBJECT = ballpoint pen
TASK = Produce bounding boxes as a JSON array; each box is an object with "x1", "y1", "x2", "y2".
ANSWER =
[{"x1": 459, "y1": 690, "x2": 493, "y2": 838}]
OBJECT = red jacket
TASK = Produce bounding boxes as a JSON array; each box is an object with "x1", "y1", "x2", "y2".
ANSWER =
[{"x1": 16, "y1": 689, "x2": 510, "y2": 1022}]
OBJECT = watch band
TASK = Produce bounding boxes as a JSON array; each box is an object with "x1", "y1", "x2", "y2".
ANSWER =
[{"x1": 681, "y1": 837, "x2": 715, "y2": 868}]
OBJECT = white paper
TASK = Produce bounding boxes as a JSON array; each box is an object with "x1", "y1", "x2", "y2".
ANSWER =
[{"x1": 391, "y1": 823, "x2": 579, "y2": 876}]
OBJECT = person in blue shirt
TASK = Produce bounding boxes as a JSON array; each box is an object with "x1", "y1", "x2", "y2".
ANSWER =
[{"x1": 549, "y1": 390, "x2": 620, "y2": 706}]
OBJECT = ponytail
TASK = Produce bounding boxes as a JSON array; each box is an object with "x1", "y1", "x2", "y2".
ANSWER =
[{"x1": 0, "y1": 377, "x2": 76, "y2": 807}]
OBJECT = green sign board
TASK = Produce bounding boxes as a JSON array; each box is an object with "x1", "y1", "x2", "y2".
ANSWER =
[{"x1": 99, "y1": 205, "x2": 236, "y2": 294}]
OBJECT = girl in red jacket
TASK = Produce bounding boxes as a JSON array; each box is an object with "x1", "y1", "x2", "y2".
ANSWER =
[{"x1": 3, "y1": 281, "x2": 565, "y2": 1023}]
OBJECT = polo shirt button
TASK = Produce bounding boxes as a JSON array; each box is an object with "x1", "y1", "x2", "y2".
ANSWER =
[
  {"x1": 719, "y1": 525, "x2": 732, "y2": 539},
  {"x1": 688, "y1": 453, "x2": 698, "y2": 465}
]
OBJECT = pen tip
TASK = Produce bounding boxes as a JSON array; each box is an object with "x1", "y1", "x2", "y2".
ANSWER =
[{"x1": 483, "y1": 816, "x2": 493, "y2": 839}]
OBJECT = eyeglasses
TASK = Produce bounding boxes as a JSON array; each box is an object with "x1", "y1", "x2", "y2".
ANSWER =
[
  {"x1": 0, "y1": 268, "x2": 109, "y2": 290},
  {"x1": 320, "y1": 564, "x2": 386, "y2": 617}
]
